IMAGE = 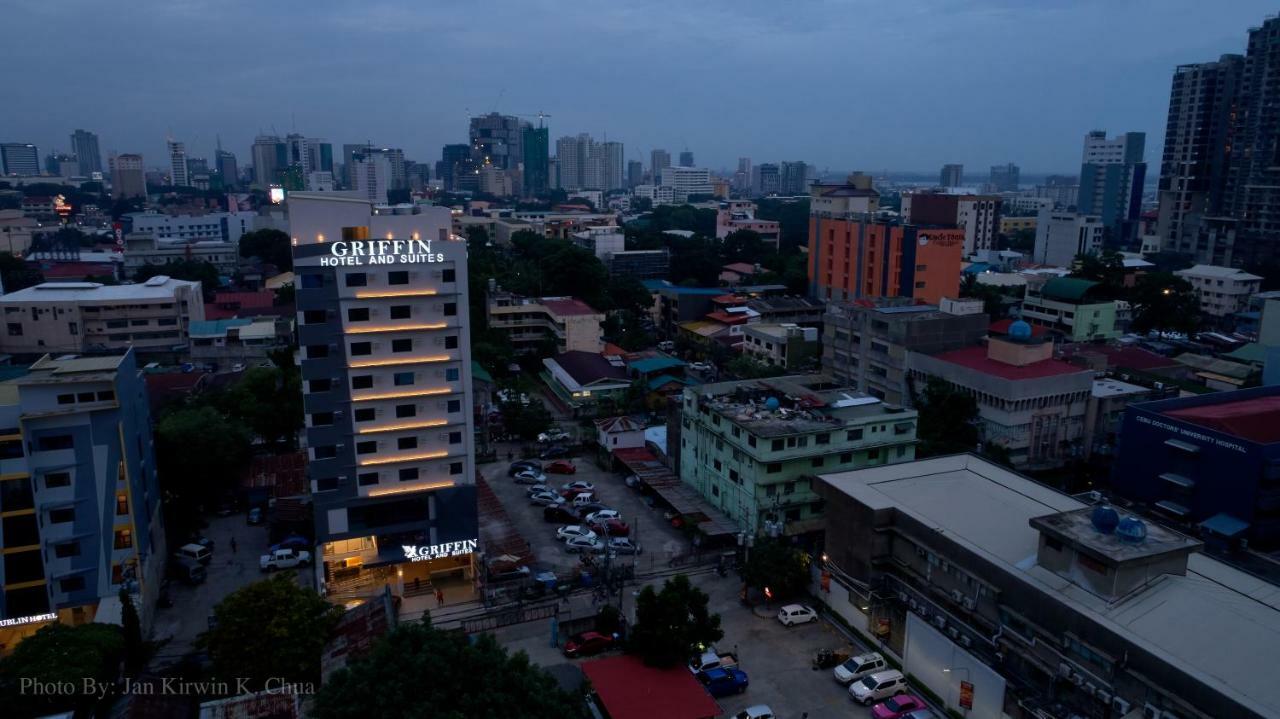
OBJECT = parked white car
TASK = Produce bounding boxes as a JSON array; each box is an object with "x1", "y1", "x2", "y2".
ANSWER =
[
  {"x1": 562, "y1": 480, "x2": 596, "y2": 492},
  {"x1": 585, "y1": 509, "x2": 621, "y2": 524},
  {"x1": 564, "y1": 535, "x2": 605, "y2": 554},
  {"x1": 607, "y1": 537, "x2": 642, "y2": 555},
  {"x1": 528, "y1": 489, "x2": 562, "y2": 506},
  {"x1": 833, "y1": 652, "x2": 888, "y2": 685},
  {"x1": 260, "y1": 548, "x2": 311, "y2": 572},
  {"x1": 538, "y1": 428, "x2": 570, "y2": 443},
  {"x1": 776, "y1": 604, "x2": 818, "y2": 627},
  {"x1": 513, "y1": 469, "x2": 547, "y2": 485},
  {"x1": 556, "y1": 525, "x2": 597, "y2": 542},
  {"x1": 689, "y1": 361, "x2": 713, "y2": 372},
  {"x1": 733, "y1": 706, "x2": 774, "y2": 719}
]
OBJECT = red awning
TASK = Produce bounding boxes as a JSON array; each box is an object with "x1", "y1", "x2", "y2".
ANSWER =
[{"x1": 581, "y1": 655, "x2": 721, "y2": 719}]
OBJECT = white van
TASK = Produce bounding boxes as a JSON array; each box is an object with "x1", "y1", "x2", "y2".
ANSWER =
[
  {"x1": 848, "y1": 669, "x2": 907, "y2": 705},
  {"x1": 176, "y1": 543, "x2": 211, "y2": 565},
  {"x1": 833, "y1": 652, "x2": 887, "y2": 684},
  {"x1": 571, "y1": 492, "x2": 598, "y2": 507}
]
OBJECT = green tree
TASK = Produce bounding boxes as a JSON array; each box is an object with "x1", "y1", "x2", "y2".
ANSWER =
[
  {"x1": 313, "y1": 619, "x2": 585, "y2": 719},
  {"x1": 155, "y1": 405, "x2": 252, "y2": 540},
  {"x1": 960, "y1": 274, "x2": 1009, "y2": 319},
  {"x1": 198, "y1": 575, "x2": 342, "y2": 691},
  {"x1": 0, "y1": 622, "x2": 123, "y2": 716},
  {"x1": 742, "y1": 537, "x2": 810, "y2": 599},
  {"x1": 121, "y1": 588, "x2": 145, "y2": 676},
  {"x1": 722, "y1": 229, "x2": 766, "y2": 264},
  {"x1": 238, "y1": 228, "x2": 293, "y2": 271},
  {"x1": 628, "y1": 574, "x2": 723, "y2": 667},
  {"x1": 219, "y1": 366, "x2": 303, "y2": 447},
  {"x1": 1069, "y1": 250, "x2": 1126, "y2": 298},
  {"x1": 726, "y1": 355, "x2": 786, "y2": 379},
  {"x1": 1130, "y1": 272, "x2": 1201, "y2": 334},
  {"x1": 914, "y1": 377, "x2": 980, "y2": 457},
  {"x1": 499, "y1": 397, "x2": 553, "y2": 441},
  {"x1": 0, "y1": 252, "x2": 43, "y2": 292}
]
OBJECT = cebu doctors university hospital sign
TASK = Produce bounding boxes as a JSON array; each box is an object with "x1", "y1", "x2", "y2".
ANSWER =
[{"x1": 320, "y1": 239, "x2": 445, "y2": 267}]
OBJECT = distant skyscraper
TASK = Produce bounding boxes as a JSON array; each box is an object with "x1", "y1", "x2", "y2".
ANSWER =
[
  {"x1": 558, "y1": 134, "x2": 601, "y2": 190},
  {"x1": 627, "y1": 159, "x2": 643, "y2": 189},
  {"x1": 216, "y1": 149, "x2": 239, "y2": 188},
  {"x1": 167, "y1": 139, "x2": 189, "y2": 187},
  {"x1": 754, "y1": 163, "x2": 780, "y2": 196},
  {"x1": 342, "y1": 143, "x2": 367, "y2": 187},
  {"x1": 988, "y1": 163, "x2": 1020, "y2": 192},
  {"x1": 70, "y1": 130, "x2": 102, "y2": 176},
  {"x1": 679, "y1": 150, "x2": 695, "y2": 167},
  {"x1": 1155, "y1": 55, "x2": 1243, "y2": 262},
  {"x1": 111, "y1": 153, "x2": 146, "y2": 199},
  {"x1": 1078, "y1": 130, "x2": 1146, "y2": 243},
  {"x1": 470, "y1": 113, "x2": 528, "y2": 171},
  {"x1": 350, "y1": 147, "x2": 394, "y2": 203},
  {"x1": 521, "y1": 126, "x2": 549, "y2": 195},
  {"x1": 601, "y1": 141, "x2": 625, "y2": 191},
  {"x1": 438, "y1": 144, "x2": 472, "y2": 192},
  {"x1": 780, "y1": 161, "x2": 810, "y2": 195},
  {"x1": 252, "y1": 135, "x2": 286, "y2": 189},
  {"x1": 734, "y1": 157, "x2": 752, "y2": 191},
  {"x1": 1225, "y1": 17, "x2": 1280, "y2": 265},
  {"x1": 650, "y1": 149, "x2": 671, "y2": 184},
  {"x1": 939, "y1": 164, "x2": 963, "y2": 187},
  {"x1": 0, "y1": 143, "x2": 39, "y2": 176}
]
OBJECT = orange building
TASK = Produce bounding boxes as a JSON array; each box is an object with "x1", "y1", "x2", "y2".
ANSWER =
[{"x1": 808, "y1": 217, "x2": 963, "y2": 304}]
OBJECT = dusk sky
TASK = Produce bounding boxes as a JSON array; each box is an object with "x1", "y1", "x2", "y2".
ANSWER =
[{"x1": 4, "y1": 0, "x2": 1276, "y2": 175}]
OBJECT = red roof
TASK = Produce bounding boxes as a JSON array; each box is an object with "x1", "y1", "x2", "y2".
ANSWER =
[
  {"x1": 1165, "y1": 396, "x2": 1280, "y2": 444},
  {"x1": 989, "y1": 319, "x2": 1048, "y2": 337},
  {"x1": 206, "y1": 290, "x2": 277, "y2": 320},
  {"x1": 705, "y1": 311, "x2": 750, "y2": 325},
  {"x1": 580, "y1": 655, "x2": 721, "y2": 719},
  {"x1": 541, "y1": 297, "x2": 601, "y2": 317},
  {"x1": 934, "y1": 346, "x2": 1090, "y2": 380},
  {"x1": 41, "y1": 262, "x2": 116, "y2": 279},
  {"x1": 1077, "y1": 345, "x2": 1179, "y2": 371}
]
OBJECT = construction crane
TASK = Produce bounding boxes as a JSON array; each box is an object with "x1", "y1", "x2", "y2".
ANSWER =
[{"x1": 510, "y1": 111, "x2": 552, "y2": 128}]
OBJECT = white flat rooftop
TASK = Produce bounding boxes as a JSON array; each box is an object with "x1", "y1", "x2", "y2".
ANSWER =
[
  {"x1": 0, "y1": 277, "x2": 199, "y2": 303},
  {"x1": 818, "y1": 454, "x2": 1280, "y2": 717}
]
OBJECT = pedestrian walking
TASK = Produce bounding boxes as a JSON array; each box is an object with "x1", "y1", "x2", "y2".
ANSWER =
[{"x1": 435, "y1": 587, "x2": 445, "y2": 606}]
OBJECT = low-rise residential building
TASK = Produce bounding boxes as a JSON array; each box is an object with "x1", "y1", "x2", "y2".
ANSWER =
[
  {"x1": 1084, "y1": 377, "x2": 1163, "y2": 460},
  {"x1": 594, "y1": 415, "x2": 646, "y2": 451},
  {"x1": 122, "y1": 233, "x2": 240, "y2": 278},
  {"x1": 486, "y1": 291, "x2": 604, "y2": 355},
  {"x1": 745, "y1": 295, "x2": 826, "y2": 326},
  {"x1": 823, "y1": 297, "x2": 989, "y2": 405},
  {"x1": 0, "y1": 350, "x2": 164, "y2": 652},
  {"x1": 679, "y1": 375, "x2": 918, "y2": 535},
  {"x1": 1174, "y1": 264, "x2": 1263, "y2": 317},
  {"x1": 999, "y1": 215, "x2": 1036, "y2": 235},
  {"x1": 570, "y1": 227, "x2": 624, "y2": 260},
  {"x1": 1033, "y1": 210, "x2": 1104, "y2": 267},
  {"x1": 741, "y1": 323, "x2": 818, "y2": 370},
  {"x1": 0, "y1": 209, "x2": 40, "y2": 255},
  {"x1": 188, "y1": 316, "x2": 292, "y2": 367},
  {"x1": 0, "y1": 276, "x2": 204, "y2": 356},
  {"x1": 715, "y1": 200, "x2": 781, "y2": 248},
  {"x1": 122, "y1": 210, "x2": 252, "y2": 246},
  {"x1": 907, "y1": 321, "x2": 1095, "y2": 469},
  {"x1": 816, "y1": 454, "x2": 1280, "y2": 719},
  {"x1": 1022, "y1": 277, "x2": 1121, "y2": 341},
  {"x1": 541, "y1": 350, "x2": 632, "y2": 416}
]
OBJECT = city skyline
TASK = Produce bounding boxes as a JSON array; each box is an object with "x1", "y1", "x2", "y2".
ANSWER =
[{"x1": 4, "y1": 1, "x2": 1275, "y2": 174}]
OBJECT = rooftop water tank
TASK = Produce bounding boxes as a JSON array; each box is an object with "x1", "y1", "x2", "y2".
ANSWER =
[
  {"x1": 765, "y1": 397, "x2": 780, "y2": 411},
  {"x1": 1116, "y1": 516, "x2": 1147, "y2": 544},
  {"x1": 1090, "y1": 505, "x2": 1120, "y2": 534},
  {"x1": 1008, "y1": 320, "x2": 1033, "y2": 341}
]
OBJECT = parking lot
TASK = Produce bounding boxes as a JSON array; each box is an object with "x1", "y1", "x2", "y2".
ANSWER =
[
  {"x1": 147, "y1": 513, "x2": 311, "y2": 670},
  {"x1": 479, "y1": 446, "x2": 697, "y2": 576}
]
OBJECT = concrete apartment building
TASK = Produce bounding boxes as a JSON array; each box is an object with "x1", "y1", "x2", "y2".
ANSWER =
[
  {"x1": 823, "y1": 297, "x2": 989, "y2": 405},
  {"x1": 678, "y1": 375, "x2": 918, "y2": 536},
  {"x1": 122, "y1": 234, "x2": 239, "y2": 278},
  {"x1": 122, "y1": 210, "x2": 253, "y2": 246},
  {"x1": 816, "y1": 454, "x2": 1280, "y2": 719},
  {"x1": 0, "y1": 277, "x2": 204, "y2": 356},
  {"x1": 907, "y1": 322, "x2": 1095, "y2": 469},
  {"x1": 1033, "y1": 210, "x2": 1105, "y2": 267},
  {"x1": 290, "y1": 192, "x2": 478, "y2": 600},
  {"x1": 0, "y1": 351, "x2": 164, "y2": 653},
  {"x1": 1174, "y1": 264, "x2": 1263, "y2": 317},
  {"x1": 1022, "y1": 277, "x2": 1121, "y2": 341},
  {"x1": 486, "y1": 291, "x2": 604, "y2": 355},
  {"x1": 901, "y1": 191, "x2": 1002, "y2": 256},
  {"x1": 740, "y1": 323, "x2": 818, "y2": 370},
  {"x1": 715, "y1": 200, "x2": 782, "y2": 248},
  {"x1": 110, "y1": 154, "x2": 146, "y2": 200},
  {"x1": 1078, "y1": 130, "x2": 1146, "y2": 243},
  {"x1": 659, "y1": 166, "x2": 713, "y2": 203},
  {"x1": 0, "y1": 209, "x2": 39, "y2": 255}
]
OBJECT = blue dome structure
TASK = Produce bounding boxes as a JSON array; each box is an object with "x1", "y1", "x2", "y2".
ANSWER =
[
  {"x1": 1008, "y1": 320, "x2": 1033, "y2": 341},
  {"x1": 1090, "y1": 505, "x2": 1120, "y2": 534},
  {"x1": 765, "y1": 397, "x2": 781, "y2": 411},
  {"x1": 1116, "y1": 516, "x2": 1148, "y2": 544}
]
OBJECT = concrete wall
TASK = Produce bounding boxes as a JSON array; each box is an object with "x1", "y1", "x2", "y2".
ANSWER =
[{"x1": 904, "y1": 612, "x2": 1006, "y2": 718}]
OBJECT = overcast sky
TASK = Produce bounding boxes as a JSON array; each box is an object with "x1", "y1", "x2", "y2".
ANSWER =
[{"x1": 3, "y1": 0, "x2": 1275, "y2": 175}]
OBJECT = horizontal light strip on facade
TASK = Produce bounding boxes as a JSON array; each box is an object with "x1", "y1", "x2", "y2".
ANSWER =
[
  {"x1": 345, "y1": 323, "x2": 448, "y2": 335},
  {"x1": 353, "y1": 289, "x2": 439, "y2": 299},
  {"x1": 348, "y1": 356, "x2": 453, "y2": 369},
  {"x1": 357, "y1": 419, "x2": 450, "y2": 434},
  {"x1": 358, "y1": 450, "x2": 450, "y2": 466},
  {"x1": 350, "y1": 388, "x2": 453, "y2": 402},
  {"x1": 367, "y1": 480, "x2": 455, "y2": 497}
]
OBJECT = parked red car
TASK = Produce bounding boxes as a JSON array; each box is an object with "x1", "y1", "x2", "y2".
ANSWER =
[
  {"x1": 561, "y1": 486, "x2": 594, "y2": 499},
  {"x1": 871, "y1": 695, "x2": 929, "y2": 719},
  {"x1": 562, "y1": 631, "x2": 613, "y2": 658},
  {"x1": 546, "y1": 460, "x2": 576, "y2": 474},
  {"x1": 590, "y1": 518, "x2": 631, "y2": 537}
]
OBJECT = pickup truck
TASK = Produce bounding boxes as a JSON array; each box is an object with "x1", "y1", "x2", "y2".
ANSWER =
[
  {"x1": 688, "y1": 646, "x2": 739, "y2": 674},
  {"x1": 260, "y1": 548, "x2": 311, "y2": 571},
  {"x1": 698, "y1": 666, "x2": 749, "y2": 697}
]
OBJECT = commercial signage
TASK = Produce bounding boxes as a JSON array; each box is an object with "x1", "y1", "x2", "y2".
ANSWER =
[
  {"x1": 1134, "y1": 414, "x2": 1247, "y2": 454},
  {"x1": 0, "y1": 612, "x2": 56, "y2": 628},
  {"x1": 401, "y1": 538, "x2": 477, "y2": 562},
  {"x1": 321, "y1": 239, "x2": 444, "y2": 267},
  {"x1": 959, "y1": 680, "x2": 974, "y2": 710}
]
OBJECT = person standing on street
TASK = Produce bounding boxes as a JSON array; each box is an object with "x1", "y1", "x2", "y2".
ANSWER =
[{"x1": 435, "y1": 587, "x2": 445, "y2": 606}]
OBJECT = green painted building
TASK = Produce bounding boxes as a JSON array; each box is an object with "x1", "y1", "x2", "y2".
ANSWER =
[
  {"x1": 678, "y1": 375, "x2": 918, "y2": 536},
  {"x1": 1022, "y1": 277, "x2": 1120, "y2": 341}
]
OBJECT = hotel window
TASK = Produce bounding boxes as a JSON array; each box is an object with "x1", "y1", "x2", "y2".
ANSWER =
[
  {"x1": 306, "y1": 344, "x2": 329, "y2": 359},
  {"x1": 445, "y1": 368, "x2": 460, "y2": 381},
  {"x1": 303, "y1": 310, "x2": 326, "y2": 324},
  {"x1": 116, "y1": 493, "x2": 128, "y2": 515},
  {"x1": 396, "y1": 404, "x2": 416, "y2": 418},
  {"x1": 300, "y1": 273, "x2": 323, "y2": 289},
  {"x1": 393, "y1": 372, "x2": 414, "y2": 386},
  {"x1": 447, "y1": 399, "x2": 461, "y2": 413},
  {"x1": 442, "y1": 268, "x2": 456, "y2": 282},
  {"x1": 50, "y1": 507, "x2": 75, "y2": 524},
  {"x1": 445, "y1": 335, "x2": 458, "y2": 349},
  {"x1": 358, "y1": 472, "x2": 379, "y2": 486},
  {"x1": 397, "y1": 437, "x2": 418, "y2": 450},
  {"x1": 351, "y1": 341, "x2": 373, "y2": 356},
  {"x1": 114, "y1": 529, "x2": 133, "y2": 549},
  {"x1": 391, "y1": 339, "x2": 412, "y2": 352},
  {"x1": 309, "y1": 378, "x2": 332, "y2": 392},
  {"x1": 450, "y1": 462, "x2": 463, "y2": 475},
  {"x1": 449, "y1": 431, "x2": 462, "y2": 444},
  {"x1": 313, "y1": 445, "x2": 337, "y2": 459},
  {"x1": 352, "y1": 375, "x2": 374, "y2": 390},
  {"x1": 345, "y1": 273, "x2": 367, "y2": 287},
  {"x1": 388, "y1": 271, "x2": 409, "y2": 285},
  {"x1": 354, "y1": 408, "x2": 375, "y2": 422},
  {"x1": 399, "y1": 468, "x2": 419, "y2": 481},
  {"x1": 356, "y1": 441, "x2": 377, "y2": 455},
  {"x1": 311, "y1": 412, "x2": 334, "y2": 426},
  {"x1": 54, "y1": 541, "x2": 79, "y2": 558},
  {"x1": 390, "y1": 305, "x2": 411, "y2": 319},
  {"x1": 59, "y1": 576, "x2": 85, "y2": 593},
  {"x1": 348, "y1": 308, "x2": 370, "y2": 322},
  {"x1": 38, "y1": 435, "x2": 74, "y2": 451},
  {"x1": 443, "y1": 303, "x2": 457, "y2": 316}
]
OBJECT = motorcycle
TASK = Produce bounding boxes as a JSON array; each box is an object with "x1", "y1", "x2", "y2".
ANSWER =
[{"x1": 811, "y1": 648, "x2": 850, "y2": 670}]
